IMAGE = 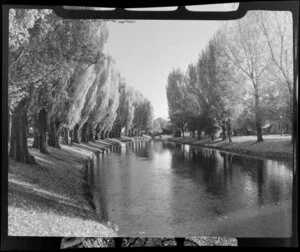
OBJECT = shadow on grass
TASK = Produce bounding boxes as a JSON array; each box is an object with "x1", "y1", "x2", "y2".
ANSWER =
[
  {"x1": 94, "y1": 139, "x2": 116, "y2": 147},
  {"x1": 9, "y1": 145, "x2": 99, "y2": 223},
  {"x1": 72, "y1": 143, "x2": 102, "y2": 155},
  {"x1": 9, "y1": 181, "x2": 96, "y2": 221},
  {"x1": 46, "y1": 147, "x2": 87, "y2": 164},
  {"x1": 86, "y1": 142, "x2": 108, "y2": 151},
  {"x1": 100, "y1": 138, "x2": 121, "y2": 145}
]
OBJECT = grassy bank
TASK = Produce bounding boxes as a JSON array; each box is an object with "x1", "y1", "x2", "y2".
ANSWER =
[
  {"x1": 8, "y1": 135, "x2": 237, "y2": 246},
  {"x1": 119, "y1": 135, "x2": 152, "y2": 142},
  {"x1": 169, "y1": 134, "x2": 293, "y2": 161},
  {"x1": 8, "y1": 138, "x2": 121, "y2": 237}
]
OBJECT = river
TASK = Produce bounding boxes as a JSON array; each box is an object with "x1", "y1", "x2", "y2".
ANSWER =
[{"x1": 89, "y1": 140, "x2": 293, "y2": 237}]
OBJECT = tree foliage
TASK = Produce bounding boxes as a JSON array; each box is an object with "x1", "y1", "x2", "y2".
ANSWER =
[
  {"x1": 8, "y1": 8, "x2": 154, "y2": 162},
  {"x1": 166, "y1": 11, "x2": 293, "y2": 142}
]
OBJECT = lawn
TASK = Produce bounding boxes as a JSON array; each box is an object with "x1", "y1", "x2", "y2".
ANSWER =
[{"x1": 169, "y1": 134, "x2": 293, "y2": 161}]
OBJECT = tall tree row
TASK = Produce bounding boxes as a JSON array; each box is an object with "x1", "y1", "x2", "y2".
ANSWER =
[
  {"x1": 8, "y1": 9, "x2": 154, "y2": 164},
  {"x1": 166, "y1": 11, "x2": 293, "y2": 142}
]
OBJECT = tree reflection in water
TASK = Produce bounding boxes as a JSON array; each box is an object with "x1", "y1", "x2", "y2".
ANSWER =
[{"x1": 89, "y1": 140, "x2": 292, "y2": 237}]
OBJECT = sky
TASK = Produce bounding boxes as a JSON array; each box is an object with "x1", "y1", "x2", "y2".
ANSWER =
[{"x1": 105, "y1": 20, "x2": 223, "y2": 120}]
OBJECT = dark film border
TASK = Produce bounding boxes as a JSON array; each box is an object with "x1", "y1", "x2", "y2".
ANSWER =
[{"x1": 1, "y1": 0, "x2": 298, "y2": 249}]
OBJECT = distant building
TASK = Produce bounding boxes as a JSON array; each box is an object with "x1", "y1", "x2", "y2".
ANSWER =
[{"x1": 262, "y1": 121, "x2": 291, "y2": 135}]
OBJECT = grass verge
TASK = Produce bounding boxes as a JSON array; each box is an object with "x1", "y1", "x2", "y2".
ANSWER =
[
  {"x1": 8, "y1": 138, "x2": 119, "y2": 237},
  {"x1": 169, "y1": 135, "x2": 293, "y2": 162}
]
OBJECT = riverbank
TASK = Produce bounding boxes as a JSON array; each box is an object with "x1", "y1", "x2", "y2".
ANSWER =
[
  {"x1": 119, "y1": 135, "x2": 152, "y2": 142},
  {"x1": 8, "y1": 138, "x2": 121, "y2": 237},
  {"x1": 168, "y1": 135, "x2": 293, "y2": 162},
  {"x1": 8, "y1": 135, "x2": 237, "y2": 246}
]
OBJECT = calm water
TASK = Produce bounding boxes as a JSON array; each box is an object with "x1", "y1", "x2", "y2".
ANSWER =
[{"x1": 89, "y1": 140, "x2": 293, "y2": 237}]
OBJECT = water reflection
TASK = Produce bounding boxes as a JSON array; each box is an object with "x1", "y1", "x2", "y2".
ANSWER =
[
  {"x1": 91, "y1": 140, "x2": 292, "y2": 237},
  {"x1": 92, "y1": 156, "x2": 109, "y2": 222}
]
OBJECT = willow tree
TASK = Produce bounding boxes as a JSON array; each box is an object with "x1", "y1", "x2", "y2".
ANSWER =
[
  {"x1": 8, "y1": 8, "x2": 109, "y2": 161},
  {"x1": 112, "y1": 80, "x2": 128, "y2": 138},
  {"x1": 92, "y1": 62, "x2": 120, "y2": 140},
  {"x1": 132, "y1": 98, "x2": 153, "y2": 135},
  {"x1": 122, "y1": 86, "x2": 137, "y2": 136},
  {"x1": 71, "y1": 63, "x2": 105, "y2": 143},
  {"x1": 29, "y1": 81, "x2": 53, "y2": 154},
  {"x1": 79, "y1": 57, "x2": 116, "y2": 143},
  {"x1": 140, "y1": 99, "x2": 154, "y2": 134},
  {"x1": 45, "y1": 18, "x2": 108, "y2": 147},
  {"x1": 9, "y1": 9, "x2": 54, "y2": 163}
]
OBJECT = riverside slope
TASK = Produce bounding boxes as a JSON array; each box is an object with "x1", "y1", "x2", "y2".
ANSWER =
[
  {"x1": 8, "y1": 138, "x2": 120, "y2": 237},
  {"x1": 168, "y1": 134, "x2": 293, "y2": 162}
]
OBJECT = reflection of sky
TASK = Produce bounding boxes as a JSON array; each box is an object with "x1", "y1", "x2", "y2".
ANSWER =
[
  {"x1": 242, "y1": 175, "x2": 258, "y2": 207},
  {"x1": 183, "y1": 144, "x2": 190, "y2": 152},
  {"x1": 153, "y1": 150, "x2": 172, "y2": 174},
  {"x1": 264, "y1": 160, "x2": 293, "y2": 184},
  {"x1": 213, "y1": 151, "x2": 224, "y2": 174}
]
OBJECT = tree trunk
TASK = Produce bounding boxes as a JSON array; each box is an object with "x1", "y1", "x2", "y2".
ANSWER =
[
  {"x1": 182, "y1": 126, "x2": 185, "y2": 138},
  {"x1": 95, "y1": 124, "x2": 100, "y2": 140},
  {"x1": 115, "y1": 127, "x2": 120, "y2": 138},
  {"x1": 100, "y1": 129, "x2": 105, "y2": 139},
  {"x1": 290, "y1": 100, "x2": 293, "y2": 143},
  {"x1": 254, "y1": 86, "x2": 263, "y2": 142},
  {"x1": 95, "y1": 131, "x2": 99, "y2": 140},
  {"x1": 38, "y1": 108, "x2": 49, "y2": 153},
  {"x1": 73, "y1": 124, "x2": 81, "y2": 143},
  {"x1": 9, "y1": 99, "x2": 35, "y2": 164},
  {"x1": 197, "y1": 129, "x2": 202, "y2": 140},
  {"x1": 222, "y1": 119, "x2": 227, "y2": 141},
  {"x1": 81, "y1": 122, "x2": 89, "y2": 143},
  {"x1": 227, "y1": 118, "x2": 232, "y2": 143},
  {"x1": 88, "y1": 124, "x2": 94, "y2": 141},
  {"x1": 8, "y1": 113, "x2": 12, "y2": 154},
  {"x1": 62, "y1": 127, "x2": 71, "y2": 146},
  {"x1": 48, "y1": 119, "x2": 61, "y2": 148},
  {"x1": 32, "y1": 109, "x2": 49, "y2": 153},
  {"x1": 32, "y1": 129, "x2": 39, "y2": 148},
  {"x1": 104, "y1": 130, "x2": 109, "y2": 139},
  {"x1": 69, "y1": 129, "x2": 74, "y2": 143},
  {"x1": 256, "y1": 120, "x2": 263, "y2": 142}
]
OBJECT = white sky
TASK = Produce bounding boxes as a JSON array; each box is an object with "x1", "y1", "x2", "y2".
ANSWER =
[{"x1": 105, "y1": 20, "x2": 223, "y2": 120}]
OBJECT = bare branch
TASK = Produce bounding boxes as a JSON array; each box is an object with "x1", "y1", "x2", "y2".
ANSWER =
[
  {"x1": 237, "y1": 20, "x2": 254, "y2": 75},
  {"x1": 223, "y1": 45, "x2": 252, "y2": 80},
  {"x1": 259, "y1": 12, "x2": 292, "y2": 92}
]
